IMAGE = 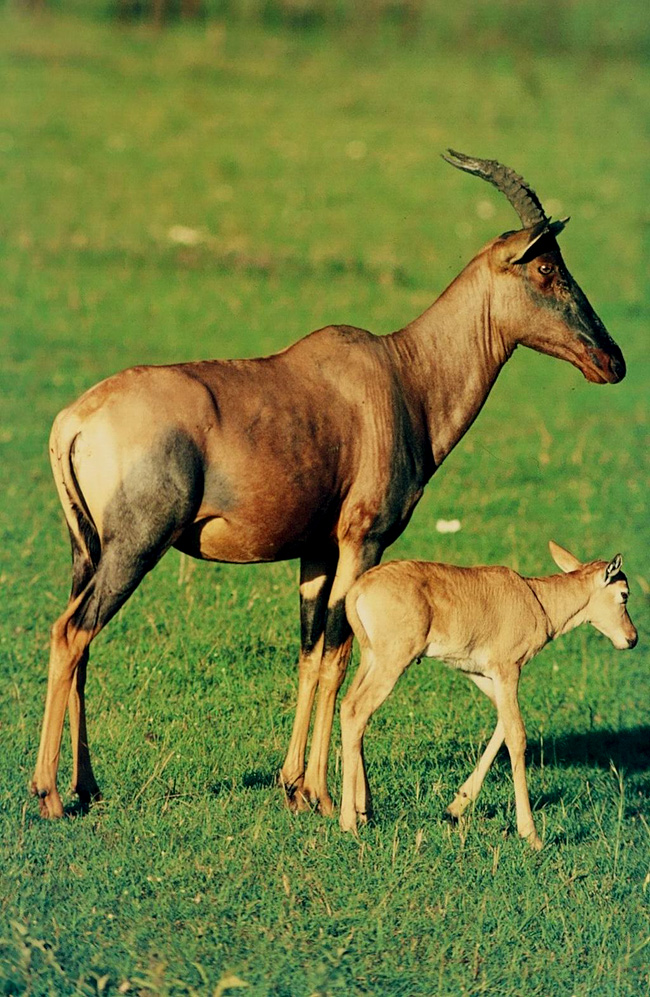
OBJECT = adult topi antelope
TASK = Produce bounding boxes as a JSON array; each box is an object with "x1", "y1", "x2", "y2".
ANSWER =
[
  {"x1": 340, "y1": 542, "x2": 638, "y2": 846},
  {"x1": 33, "y1": 151, "x2": 626, "y2": 818}
]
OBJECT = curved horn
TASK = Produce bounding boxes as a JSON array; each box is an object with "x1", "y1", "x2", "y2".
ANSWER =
[{"x1": 442, "y1": 148, "x2": 548, "y2": 228}]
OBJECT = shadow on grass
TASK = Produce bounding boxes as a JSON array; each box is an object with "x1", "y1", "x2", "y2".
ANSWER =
[
  {"x1": 228, "y1": 728, "x2": 650, "y2": 800},
  {"x1": 210, "y1": 768, "x2": 278, "y2": 797},
  {"x1": 425, "y1": 725, "x2": 650, "y2": 777},
  {"x1": 527, "y1": 725, "x2": 650, "y2": 774},
  {"x1": 242, "y1": 769, "x2": 278, "y2": 790}
]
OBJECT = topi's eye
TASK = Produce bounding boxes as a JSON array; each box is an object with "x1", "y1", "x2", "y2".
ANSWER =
[{"x1": 538, "y1": 263, "x2": 553, "y2": 275}]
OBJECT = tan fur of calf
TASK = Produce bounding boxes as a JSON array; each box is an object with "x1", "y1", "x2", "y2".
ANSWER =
[{"x1": 340, "y1": 541, "x2": 637, "y2": 847}]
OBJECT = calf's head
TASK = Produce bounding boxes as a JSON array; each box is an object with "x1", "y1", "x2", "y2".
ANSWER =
[{"x1": 549, "y1": 540, "x2": 638, "y2": 650}]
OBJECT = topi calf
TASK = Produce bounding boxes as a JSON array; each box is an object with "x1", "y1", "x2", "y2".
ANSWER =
[{"x1": 340, "y1": 541, "x2": 637, "y2": 847}]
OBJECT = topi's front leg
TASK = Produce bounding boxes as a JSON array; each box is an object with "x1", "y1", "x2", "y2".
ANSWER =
[
  {"x1": 280, "y1": 551, "x2": 336, "y2": 810},
  {"x1": 301, "y1": 542, "x2": 380, "y2": 815}
]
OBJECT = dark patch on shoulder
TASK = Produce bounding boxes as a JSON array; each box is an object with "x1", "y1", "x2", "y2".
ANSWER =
[
  {"x1": 366, "y1": 384, "x2": 431, "y2": 548},
  {"x1": 330, "y1": 325, "x2": 376, "y2": 345}
]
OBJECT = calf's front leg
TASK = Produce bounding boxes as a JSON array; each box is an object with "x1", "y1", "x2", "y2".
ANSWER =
[
  {"x1": 339, "y1": 647, "x2": 411, "y2": 833},
  {"x1": 493, "y1": 673, "x2": 542, "y2": 850}
]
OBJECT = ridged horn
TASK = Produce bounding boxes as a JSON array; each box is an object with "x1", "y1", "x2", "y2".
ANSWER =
[{"x1": 442, "y1": 148, "x2": 548, "y2": 228}]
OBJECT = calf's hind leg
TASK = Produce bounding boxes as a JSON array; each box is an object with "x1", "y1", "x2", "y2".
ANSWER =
[
  {"x1": 300, "y1": 542, "x2": 382, "y2": 816},
  {"x1": 447, "y1": 673, "x2": 505, "y2": 819}
]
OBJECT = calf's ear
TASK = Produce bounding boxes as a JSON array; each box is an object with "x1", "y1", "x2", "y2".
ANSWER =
[
  {"x1": 603, "y1": 554, "x2": 623, "y2": 585},
  {"x1": 548, "y1": 540, "x2": 582, "y2": 573}
]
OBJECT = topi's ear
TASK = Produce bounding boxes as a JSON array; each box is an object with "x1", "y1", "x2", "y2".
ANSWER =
[
  {"x1": 549, "y1": 540, "x2": 582, "y2": 573},
  {"x1": 603, "y1": 554, "x2": 623, "y2": 585},
  {"x1": 505, "y1": 217, "x2": 570, "y2": 265}
]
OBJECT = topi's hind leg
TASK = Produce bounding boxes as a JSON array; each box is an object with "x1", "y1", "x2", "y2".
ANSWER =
[
  {"x1": 34, "y1": 427, "x2": 203, "y2": 816},
  {"x1": 32, "y1": 594, "x2": 95, "y2": 818},
  {"x1": 32, "y1": 542, "x2": 168, "y2": 817},
  {"x1": 68, "y1": 649, "x2": 101, "y2": 807}
]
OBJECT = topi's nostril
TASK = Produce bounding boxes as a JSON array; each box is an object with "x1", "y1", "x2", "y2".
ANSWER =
[
  {"x1": 601, "y1": 341, "x2": 626, "y2": 382},
  {"x1": 610, "y1": 353, "x2": 626, "y2": 382}
]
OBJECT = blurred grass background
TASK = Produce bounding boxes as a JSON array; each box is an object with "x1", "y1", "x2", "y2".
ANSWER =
[
  {"x1": 0, "y1": 2, "x2": 648, "y2": 995},
  {"x1": 20, "y1": 0, "x2": 650, "y2": 59}
]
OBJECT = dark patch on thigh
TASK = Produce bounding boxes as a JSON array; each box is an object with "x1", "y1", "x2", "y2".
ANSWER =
[
  {"x1": 69, "y1": 527, "x2": 95, "y2": 600},
  {"x1": 71, "y1": 429, "x2": 205, "y2": 633},
  {"x1": 67, "y1": 496, "x2": 102, "y2": 600},
  {"x1": 102, "y1": 429, "x2": 204, "y2": 554},
  {"x1": 323, "y1": 597, "x2": 350, "y2": 653}
]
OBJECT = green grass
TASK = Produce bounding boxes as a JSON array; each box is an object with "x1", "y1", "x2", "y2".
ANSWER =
[{"x1": 0, "y1": 7, "x2": 649, "y2": 996}]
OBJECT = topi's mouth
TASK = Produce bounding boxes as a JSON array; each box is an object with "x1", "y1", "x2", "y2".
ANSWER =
[{"x1": 576, "y1": 341, "x2": 626, "y2": 384}]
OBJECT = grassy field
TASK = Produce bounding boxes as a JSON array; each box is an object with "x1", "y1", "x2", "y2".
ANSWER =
[{"x1": 0, "y1": 6, "x2": 648, "y2": 996}]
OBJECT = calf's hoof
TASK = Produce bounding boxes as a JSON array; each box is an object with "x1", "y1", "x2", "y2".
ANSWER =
[
  {"x1": 296, "y1": 784, "x2": 336, "y2": 817},
  {"x1": 522, "y1": 829, "x2": 543, "y2": 851},
  {"x1": 290, "y1": 789, "x2": 314, "y2": 814},
  {"x1": 446, "y1": 792, "x2": 471, "y2": 820},
  {"x1": 316, "y1": 792, "x2": 335, "y2": 818},
  {"x1": 339, "y1": 812, "x2": 358, "y2": 835}
]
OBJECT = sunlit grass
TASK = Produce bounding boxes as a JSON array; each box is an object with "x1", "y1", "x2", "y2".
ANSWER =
[{"x1": 0, "y1": 8, "x2": 648, "y2": 997}]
